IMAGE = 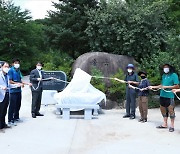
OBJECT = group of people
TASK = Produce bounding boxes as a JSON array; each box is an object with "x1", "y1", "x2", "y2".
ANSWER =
[
  {"x1": 0, "y1": 59, "x2": 45, "y2": 133},
  {"x1": 1, "y1": 59, "x2": 180, "y2": 133},
  {"x1": 117, "y1": 63, "x2": 180, "y2": 132}
]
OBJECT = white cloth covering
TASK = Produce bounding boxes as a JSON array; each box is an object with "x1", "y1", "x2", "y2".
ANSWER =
[{"x1": 54, "y1": 68, "x2": 106, "y2": 111}]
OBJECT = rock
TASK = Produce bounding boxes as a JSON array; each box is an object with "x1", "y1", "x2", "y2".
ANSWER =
[
  {"x1": 72, "y1": 52, "x2": 137, "y2": 82},
  {"x1": 100, "y1": 99, "x2": 118, "y2": 110}
]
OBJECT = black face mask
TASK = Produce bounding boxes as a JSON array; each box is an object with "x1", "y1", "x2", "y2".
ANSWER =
[{"x1": 140, "y1": 76, "x2": 146, "y2": 79}]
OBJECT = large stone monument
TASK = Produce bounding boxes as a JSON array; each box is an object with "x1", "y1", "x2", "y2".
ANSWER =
[{"x1": 72, "y1": 52, "x2": 137, "y2": 77}]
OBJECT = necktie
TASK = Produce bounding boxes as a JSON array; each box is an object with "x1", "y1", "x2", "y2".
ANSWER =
[
  {"x1": 38, "y1": 70, "x2": 42, "y2": 78},
  {"x1": 4, "y1": 74, "x2": 8, "y2": 87}
]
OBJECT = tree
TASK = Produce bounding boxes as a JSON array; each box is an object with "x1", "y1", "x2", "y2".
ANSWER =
[
  {"x1": 0, "y1": 1, "x2": 45, "y2": 72},
  {"x1": 45, "y1": 0, "x2": 99, "y2": 59},
  {"x1": 85, "y1": 0, "x2": 170, "y2": 62},
  {"x1": 167, "y1": 0, "x2": 180, "y2": 34}
]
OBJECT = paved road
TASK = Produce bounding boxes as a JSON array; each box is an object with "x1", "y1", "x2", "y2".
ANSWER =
[{"x1": 0, "y1": 76, "x2": 180, "y2": 154}]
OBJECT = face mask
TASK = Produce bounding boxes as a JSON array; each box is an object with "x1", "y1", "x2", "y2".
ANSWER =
[
  {"x1": 36, "y1": 66, "x2": 42, "y2": 70},
  {"x1": 14, "y1": 64, "x2": 20, "y2": 69},
  {"x1": 3, "y1": 67, "x2": 10, "y2": 73},
  {"x1": 140, "y1": 76, "x2": 146, "y2": 79},
  {"x1": 127, "y1": 69, "x2": 133, "y2": 73},
  {"x1": 164, "y1": 68, "x2": 169, "y2": 74}
]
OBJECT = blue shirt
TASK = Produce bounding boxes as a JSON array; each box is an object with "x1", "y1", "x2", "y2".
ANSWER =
[
  {"x1": 137, "y1": 78, "x2": 150, "y2": 96},
  {"x1": 8, "y1": 66, "x2": 22, "y2": 93}
]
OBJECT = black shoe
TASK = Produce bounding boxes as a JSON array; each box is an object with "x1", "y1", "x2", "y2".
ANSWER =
[
  {"x1": 4, "y1": 124, "x2": 11, "y2": 129},
  {"x1": 138, "y1": 118, "x2": 143, "y2": 122},
  {"x1": 129, "y1": 115, "x2": 135, "y2": 119},
  {"x1": 36, "y1": 113, "x2": 44, "y2": 116},
  {"x1": 169, "y1": 127, "x2": 174, "y2": 132},
  {"x1": 32, "y1": 114, "x2": 36, "y2": 118},
  {"x1": 142, "y1": 119, "x2": 147, "y2": 123},
  {"x1": 123, "y1": 115, "x2": 130, "y2": 118}
]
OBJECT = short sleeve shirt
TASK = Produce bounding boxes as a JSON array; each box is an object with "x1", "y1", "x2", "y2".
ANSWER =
[
  {"x1": 138, "y1": 78, "x2": 150, "y2": 96},
  {"x1": 8, "y1": 66, "x2": 22, "y2": 93},
  {"x1": 125, "y1": 72, "x2": 140, "y2": 85},
  {"x1": 160, "y1": 73, "x2": 179, "y2": 98}
]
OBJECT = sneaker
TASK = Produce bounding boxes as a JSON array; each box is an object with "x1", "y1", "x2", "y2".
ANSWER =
[
  {"x1": 123, "y1": 115, "x2": 130, "y2": 118},
  {"x1": 129, "y1": 115, "x2": 135, "y2": 119},
  {"x1": 8, "y1": 121, "x2": 17, "y2": 126},
  {"x1": 142, "y1": 119, "x2": 147, "y2": 123},
  {"x1": 4, "y1": 124, "x2": 12, "y2": 129},
  {"x1": 169, "y1": 127, "x2": 174, "y2": 132},
  {"x1": 15, "y1": 119, "x2": 23, "y2": 123},
  {"x1": 138, "y1": 118, "x2": 143, "y2": 122}
]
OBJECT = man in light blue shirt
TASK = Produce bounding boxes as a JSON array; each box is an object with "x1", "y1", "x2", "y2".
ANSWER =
[{"x1": 0, "y1": 62, "x2": 13, "y2": 132}]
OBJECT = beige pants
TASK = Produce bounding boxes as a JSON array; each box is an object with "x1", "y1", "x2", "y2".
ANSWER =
[{"x1": 138, "y1": 96, "x2": 148, "y2": 119}]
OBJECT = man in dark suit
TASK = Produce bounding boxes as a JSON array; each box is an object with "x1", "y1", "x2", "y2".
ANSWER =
[{"x1": 30, "y1": 62, "x2": 44, "y2": 118}]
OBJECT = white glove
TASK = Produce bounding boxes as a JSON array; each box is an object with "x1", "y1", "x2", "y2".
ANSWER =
[{"x1": 37, "y1": 78, "x2": 42, "y2": 81}]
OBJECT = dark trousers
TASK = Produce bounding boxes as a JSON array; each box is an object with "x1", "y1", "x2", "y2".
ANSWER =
[
  {"x1": 31, "y1": 91, "x2": 42, "y2": 114},
  {"x1": 126, "y1": 89, "x2": 136, "y2": 116},
  {"x1": 0, "y1": 92, "x2": 9, "y2": 129},
  {"x1": 8, "y1": 92, "x2": 22, "y2": 122}
]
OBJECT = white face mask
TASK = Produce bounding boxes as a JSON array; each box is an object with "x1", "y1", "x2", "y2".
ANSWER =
[
  {"x1": 164, "y1": 68, "x2": 169, "y2": 74},
  {"x1": 36, "y1": 66, "x2": 42, "y2": 70},
  {"x1": 127, "y1": 69, "x2": 133, "y2": 73},
  {"x1": 14, "y1": 64, "x2": 20, "y2": 69},
  {"x1": 3, "y1": 67, "x2": 10, "y2": 73}
]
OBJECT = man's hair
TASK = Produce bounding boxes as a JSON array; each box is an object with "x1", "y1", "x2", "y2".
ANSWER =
[
  {"x1": 160, "y1": 63, "x2": 176, "y2": 75},
  {"x1": 12, "y1": 58, "x2": 20, "y2": 63},
  {"x1": 1, "y1": 61, "x2": 9, "y2": 66},
  {"x1": 36, "y1": 61, "x2": 43, "y2": 66}
]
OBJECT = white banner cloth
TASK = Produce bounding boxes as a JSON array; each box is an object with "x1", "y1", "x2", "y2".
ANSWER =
[{"x1": 54, "y1": 68, "x2": 106, "y2": 111}]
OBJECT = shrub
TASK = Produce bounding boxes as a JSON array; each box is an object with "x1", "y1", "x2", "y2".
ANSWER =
[
  {"x1": 140, "y1": 51, "x2": 180, "y2": 85},
  {"x1": 90, "y1": 67, "x2": 126, "y2": 104},
  {"x1": 42, "y1": 49, "x2": 74, "y2": 80},
  {"x1": 108, "y1": 69, "x2": 126, "y2": 103},
  {"x1": 90, "y1": 66, "x2": 106, "y2": 93}
]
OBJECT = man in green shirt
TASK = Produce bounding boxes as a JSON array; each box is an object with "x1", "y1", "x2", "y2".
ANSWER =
[{"x1": 149, "y1": 64, "x2": 179, "y2": 132}]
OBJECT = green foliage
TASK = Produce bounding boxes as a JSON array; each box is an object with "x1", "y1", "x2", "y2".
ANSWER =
[
  {"x1": 42, "y1": 49, "x2": 74, "y2": 80},
  {"x1": 167, "y1": 33, "x2": 180, "y2": 57},
  {"x1": 90, "y1": 67, "x2": 126, "y2": 103},
  {"x1": 140, "y1": 51, "x2": 180, "y2": 85},
  {"x1": 167, "y1": 0, "x2": 180, "y2": 34},
  {"x1": 148, "y1": 95, "x2": 160, "y2": 109},
  {"x1": 45, "y1": 0, "x2": 99, "y2": 58},
  {"x1": 108, "y1": 69, "x2": 126, "y2": 102},
  {"x1": 0, "y1": 1, "x2": 45, "y2": 73},
  {"x1": 85, "y1": 0, "x2": 169, "y2": 62},
  {"x1": 90, "y1": 66, "x2": 106, "y2": 93}
]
